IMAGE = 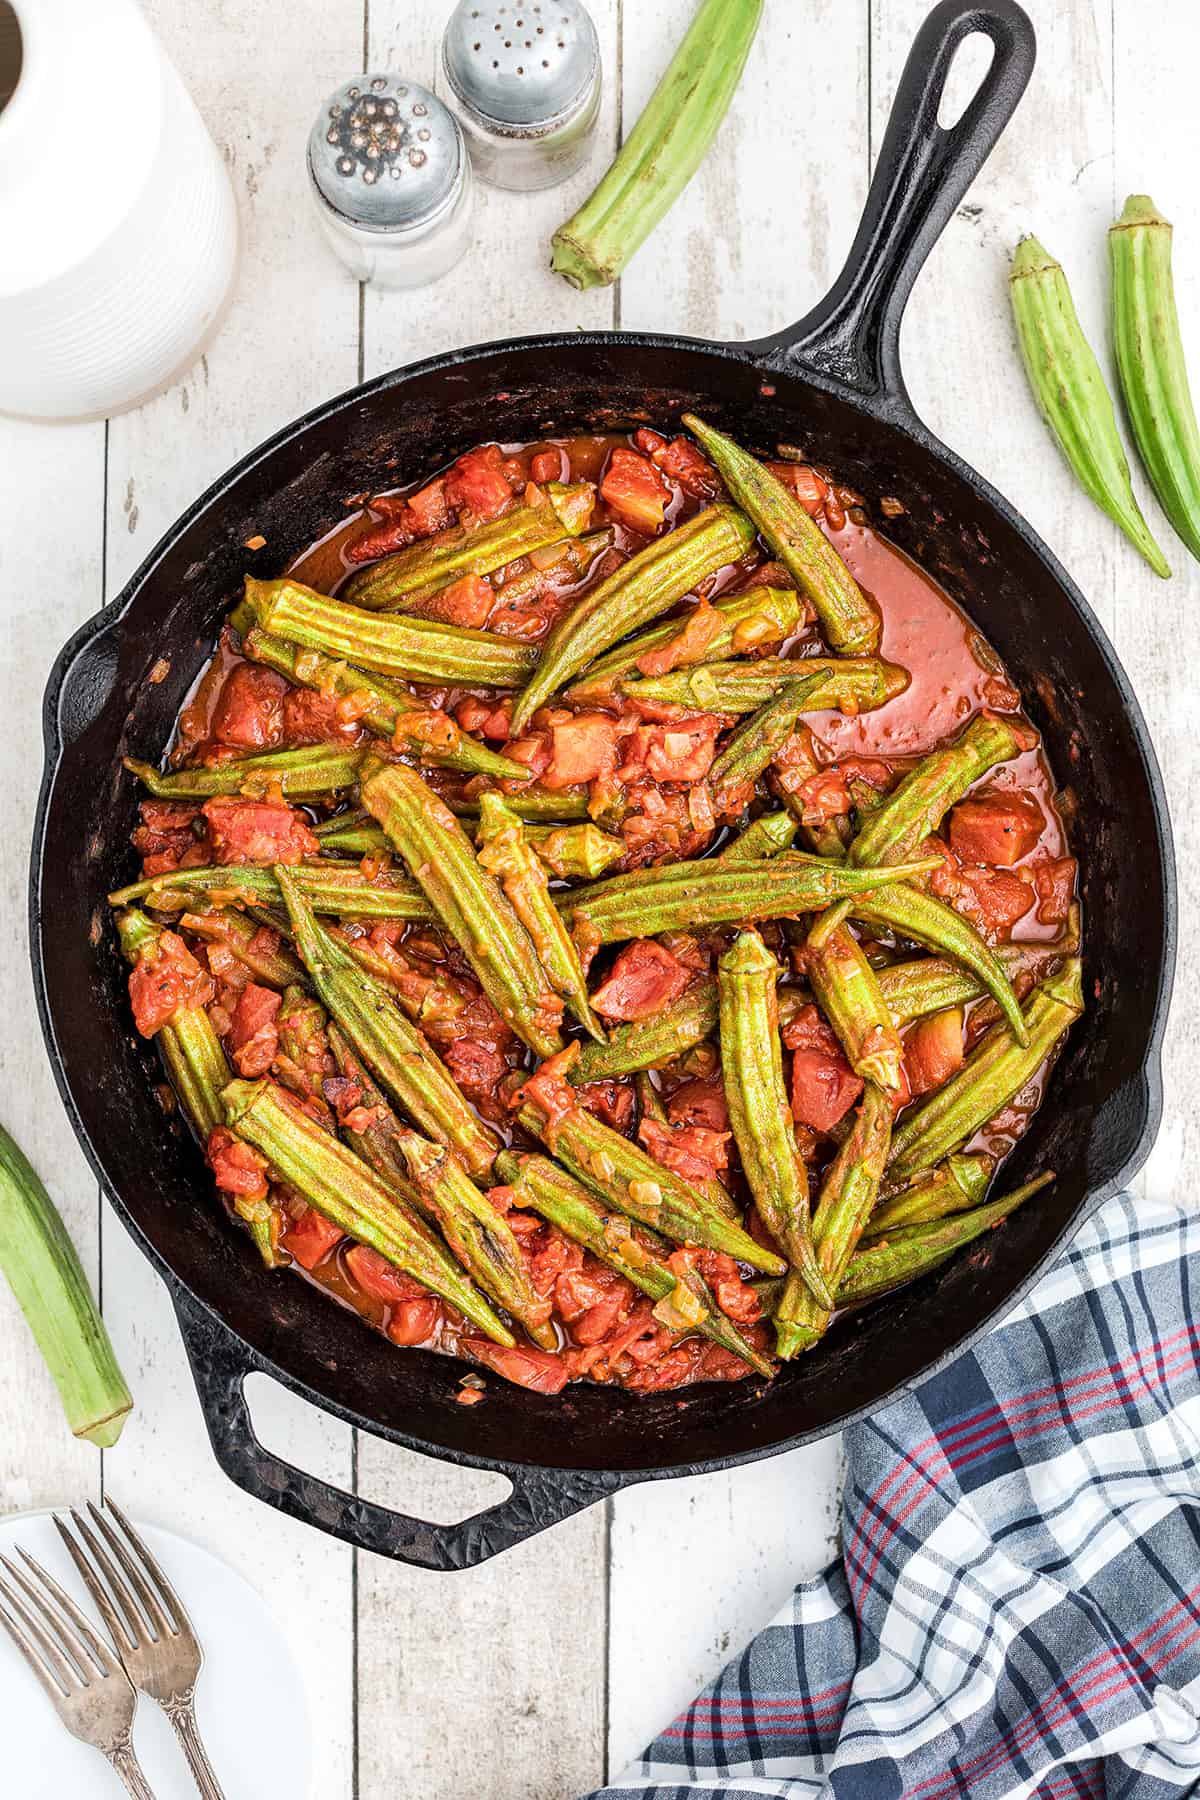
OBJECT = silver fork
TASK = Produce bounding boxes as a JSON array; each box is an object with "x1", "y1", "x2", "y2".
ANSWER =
[
  {"x1": 55, "y1": 1501, "x2": 227, "y2": 1800},
  {"x1": 0, "y1": 1548, "x2": 157, "y2": 1797}
]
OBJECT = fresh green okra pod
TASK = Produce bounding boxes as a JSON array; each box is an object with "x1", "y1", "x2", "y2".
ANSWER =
[
  {"x1": 863, "y1": 1151, "x2": 993, "y2": 1240},
  {"x1": 476, "y1": 792, "x2": 603, "y2": 1040},
  {"x1": 342, "y1": 483, "x2": 596, "y2": 611},
  {"x1": 887, "y1": 960, "x2": 1083, "y2": 1185},
  {"x1": 839, "y1": 1173, "x2": 1055, "y2": 1303},
  {"x1": 682, "y1": 416, "x2": 882, "y2": 655},
  {"x1": 1011, "y1": 236, "x2": 1170, "y2": 577},
  {"x1": 240, "y1": 627, "x2": 527, "y2": 780},
  {"x1": 508, "y1": 503, "x2": 756, "y2": 734},
  {"x1": 222, "y1": 1076, "x2": 513, "y2": 1344},
  {"x1": 244, "y1": 576, "x2": 538, "y2": 688},
  {"x1": 849, "y1": 884, "x2": 1029, "y2": 1045},
  {"x1": 567, "y1": 585, "x2": 806, "y2": 701},
  {"x1": 805, "y1": 902, "x2": 906, "y2": 1092},
  {"x1": 774, "y1": 1082, "x2": 893, "y2": 1356},
  {"x1": 396, "y1": 1132, "x2": 556, "y2": 1349},
  {"x1": 619, "y1": 655, "x2": 910, "y2": 715},
  {"x1": 718, "y1": 930, "x2": 832, "y2": 1309},
  {"x1": 275, "y1": 867, "x2": 500, "y2": 1178},
  {"x1": 362, "y1": 763, "x2": 565, "y2": 1059},
  {"x1": 558, "y1": 851, "x2": 938, "y2": 947},
  {"x1": 847, "y1": 712, "x2": 1031, "y2": 869},
  {"x1": 496, "y1": 1150, "x2": 772, "y2": 1376},
  {"x1": 125, "y1": 744, "x2": 363, "y2": 802}
]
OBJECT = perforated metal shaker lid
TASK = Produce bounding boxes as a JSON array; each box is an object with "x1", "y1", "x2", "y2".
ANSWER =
[
  {"x1": 308, "y1": 76, "x2": 464, "y2": 232},
  {"x1": 443, "y1": 0, "x2": 600, "y2": 129}
]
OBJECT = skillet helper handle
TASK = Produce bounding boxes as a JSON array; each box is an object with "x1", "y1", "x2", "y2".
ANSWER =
[
  {"x1": 752, "y1": 0, "x2": 1036, "y2": 402},
  {"x1": 171, "y1": 1289, "x2": 621, "y2": 1569}
]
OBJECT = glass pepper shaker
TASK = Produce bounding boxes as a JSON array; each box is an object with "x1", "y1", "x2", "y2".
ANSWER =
[
  {"x1": 307, "y1": 75, "x2": 473, "y2": 288},
  {"x1": 441, "y1": 0, "x2": 601, "y2": 192}
]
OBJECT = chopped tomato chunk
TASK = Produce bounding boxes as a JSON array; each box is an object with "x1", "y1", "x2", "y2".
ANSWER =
[
  {"x1": 405, "y1": 477, "x2": 453, "y2": 537},
  {"x1": 590, "y1": 941, "x2": 691, "y2": 1022},
  {"x1": 227, "y1": 982, "x2": 282, "y2": 1078},
  {"x1": 638, "y1": 1117, "x2": 730, "y2": 1186},
  {"x1": 445, "y1": 444, "x2": 521, "y2": 523},
  {"x1": 576, "y1": 1079, "x2": 635, "y2": 1134},
  {"x1": 930, "y1": 848, "x2": 1034, "y2": 942},
  {"x1": 465, "y1": 1340, "x2": 571, "y2": 1395},
  {"x1": 785, "y1": 1005, "x2": 863, "y2": 1132},
  {"x1": 601, "y1": 447, "x2": 669, "y2": 533},
  {"x1": 1032, "y1": 855, "x2": 1077, "y2": 926},
  {"x1": 530, "y1": 448, "x2": 566, "y2": 484},
  {"x1": 620, "y1": 717, "x2": 721, "y2": 784},
  {"x1": 544, "y1": 712, "x2": 620, "y2": 789},
  {"x1": 202, "y1": 797, "x2": 320, "y2": 866},
  {"x1": 416, "y1": 571, "x2": 494, "y2": 630},
  {"x1": 666, "y1": 1077, "x2": 729, "y2": 1134},
  {"x1": 649, "y1": 435, "x2": 720, "y2": 500},
  {"x1": 766, "y1": 461, "x2": 828, "y2": 516},
  {"x1": 207, "y1": 1127, "x2": 269, "y2": 1201},
  {"x1": 210, "y1": 663, "x2": 288, "y2": 750},
  {"x1": 443, "y1": 1037, "x2": 508, "y2": 1111},
  {"x1": 283, "y1": 1205, "x2": 345, "y2": 1271},
  {"x1": 279, "y1": 686, "x2": 352, "y2": 746},
  {"x1": 905, "y1": 1008, "x2": 965, "y2": 1098},
  {"x1": 948, "y1": 787, "x2": 1044, "y2": 866},
  {"x1": 344, "y1": 1244, "x2": 442, "y2": 1342},
  {"x1": 634, "y1": 597, "x2": 724, "y2": 678},
  {"x1": 128, "y1": 930, "x2": 215, "y2": 1037}
]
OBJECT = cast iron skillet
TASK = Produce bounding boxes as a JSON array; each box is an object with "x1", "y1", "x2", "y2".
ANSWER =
[{"x1": 31, "y1": 0, "x2": 1176, "y2": 1571}]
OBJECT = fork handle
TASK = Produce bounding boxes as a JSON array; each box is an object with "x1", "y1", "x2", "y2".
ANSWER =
[
  {"x1": 108, "y1": 1742, "x2": 159, "y2": 1800},
  {"x1": 165, "y1": 1696, "x2": 227, "y2": 1799}
]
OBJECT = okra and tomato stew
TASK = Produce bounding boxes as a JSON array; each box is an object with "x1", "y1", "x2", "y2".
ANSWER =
[{"x1": 112, "y1": 420, "x2": 1081, "y2": 1400}]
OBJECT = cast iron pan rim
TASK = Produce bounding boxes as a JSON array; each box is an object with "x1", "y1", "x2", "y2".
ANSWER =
[{"x1": 28, "y1": 322, "x2": 1177, "y2": 1484}]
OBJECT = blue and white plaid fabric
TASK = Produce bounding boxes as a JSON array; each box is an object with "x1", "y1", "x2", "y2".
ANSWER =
[{"x1": 587, "y1": 1192, "x2": 1200, "y2": 1800}]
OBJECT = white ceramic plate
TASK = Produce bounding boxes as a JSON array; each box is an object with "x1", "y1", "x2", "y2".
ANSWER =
[{"x1": 0, "y1": 1509, "x2": 310, "y2": 1797}]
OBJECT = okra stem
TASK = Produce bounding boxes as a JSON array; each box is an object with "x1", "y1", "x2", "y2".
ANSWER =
[
  {"x1": 223, "y1": 1077, "x2": 513, "y2": 1345},
  {"x1": 508, "y1": 503, "x2": 756, "y2": 734},
  {"x1": 362, "y1": 763, "x2": 565, "y2": 1058},
  {"x1": 682, "y1": 416, "x2": 882, "y2": 655},
  {"x1": 718, "y1": 931, "x2": 832, "y2": 1309},
  {"x1": 496, "y1": 1151, "x2": 771, "y2": 1376},
  {"x1": 719, "y1": 810, "x2": 797, "y2": 862}
]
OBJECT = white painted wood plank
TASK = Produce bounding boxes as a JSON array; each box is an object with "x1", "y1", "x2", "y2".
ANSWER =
[
  {"x1": 607, "y1": 0, "x2": 866, "y2": 1777},
  {"x1": 99, "y1": 8, "x2": 363, "y2": 1796},
  {"x1": 353, "y1": 8, "x2": 618, "y2": 1797},
  {"x1": 1112, "y1": 1, "x2": 1200, "y2": 1208},
  {"x1": 0, "y1": 418, "x2": 106, "y2": 1517}
]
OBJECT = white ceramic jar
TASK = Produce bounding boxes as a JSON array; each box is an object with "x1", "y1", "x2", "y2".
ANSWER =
[{"x1": 0, "y1": 0, "x2": 239, "y2": 421}]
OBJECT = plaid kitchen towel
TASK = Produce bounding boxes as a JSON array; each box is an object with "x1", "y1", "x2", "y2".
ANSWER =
[{"x1": 586, "y1": 1190, "x2": 1200, "y2": 1800}]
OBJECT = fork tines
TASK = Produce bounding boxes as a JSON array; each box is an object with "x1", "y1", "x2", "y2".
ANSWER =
[{"x1": 54, "y1": 1500, "x2": 185, "y2": 1657}]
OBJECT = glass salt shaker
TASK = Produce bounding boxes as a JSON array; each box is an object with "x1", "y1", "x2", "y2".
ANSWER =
[
  {"x1": 441, "y1": 0, "x2": 601, "y2": 192},
  {"x1": 307, "y1": 76, "x2": 473, "y2": 289}
]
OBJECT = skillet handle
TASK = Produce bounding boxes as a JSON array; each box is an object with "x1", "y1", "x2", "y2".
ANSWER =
[
  {"x1": 172, "y1": 1289, "x2": 623, "y2": 1571},
  {"x1": 750, "y1": 0, "x2": 1035, "y2": 403}
]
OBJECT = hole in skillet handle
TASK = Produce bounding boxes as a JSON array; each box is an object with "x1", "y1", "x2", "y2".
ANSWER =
[
  {"x1": 171, "y1": 1288, "x2": 624, "y2": 1570},
  {"x1": 748, "y1": 0, "x2": 1036, "y2": 406}
]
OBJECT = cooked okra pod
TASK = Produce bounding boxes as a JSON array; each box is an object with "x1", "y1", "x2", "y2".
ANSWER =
[
  {"x1": 223, "y1": 1077, "x2": 513, "y2": 1344},
  {"x1": 848, "y1": 712, "x2": 1031, "y2": 868},
  {"x1": 719, "y1": 810, "x2": 797, "y2": 862},
  {"x1": 566, "y1": 585, "x2": 806, "y2": 702},
  {"x1": 244, "y1": 576, "x2": 539, "y2": 688},
  {"x1": 887, "y1": 960, "x2": 1083, "y2": 1185},
  {"x1": 508, "y1": 503, "x2": 756, "y2": 733},
  {"x1": 774, "y1": 1082, "x2": 893, "y2": 1357},
  {"x1": 570, "y1": 980, "x2": 719, "y2": 1084},
  {"x1": 718, "y1": 931, "x2": 832, "y2": 1309},
  {"x1": 342, "y1": 482, "x2": 596, "y2": 611},
  {"x1": 476, "y1": 792, "x2": 603, "y2": 1040},
  {"x1": 874, "y1": 912, "x2": 1080, "y2": 1025},
  {"x1": 275, "y1": 866, "x2": 500, "y2": 1178},
  {"x1": 681, "y1": 416, "x2": 882, "y2": 655},
  {"x1": 362, "y1": 763, "x2": 565, "y2": 1059},
  {"x1": 709, "y1": 671, "x2": 828, "y2": 800},
  {"x1": 839, "y1": 1173, "x2": 1055, "y2": 1303},
  {"x1": 496, "y1": 1150, "x2": 771, "y2": 1376},
  {"x1": 805, "y1": 902, "x2": 905, "y2": 1092},
  {"x1": 619, "y1": 654, "x2": 910, "y2": 715},
  {"x1": 862, "y1": 1151, "x2": 992, "y2": 1240},
  {"x1": 850, "y1": 884, "x2": 1029, "y2": 1045},
  {"x1": 558, "y1": 851, "x2": 938, "y2": 947},
  {"x1": 179, "y1": 908, "x2": 305, "y2": 989},
  {"x1": 109, "y1": 861, "x2": 435, "y2": 923},
  {"x1": 125, "y1": 744, "x2": 363, "y2": 802}
]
